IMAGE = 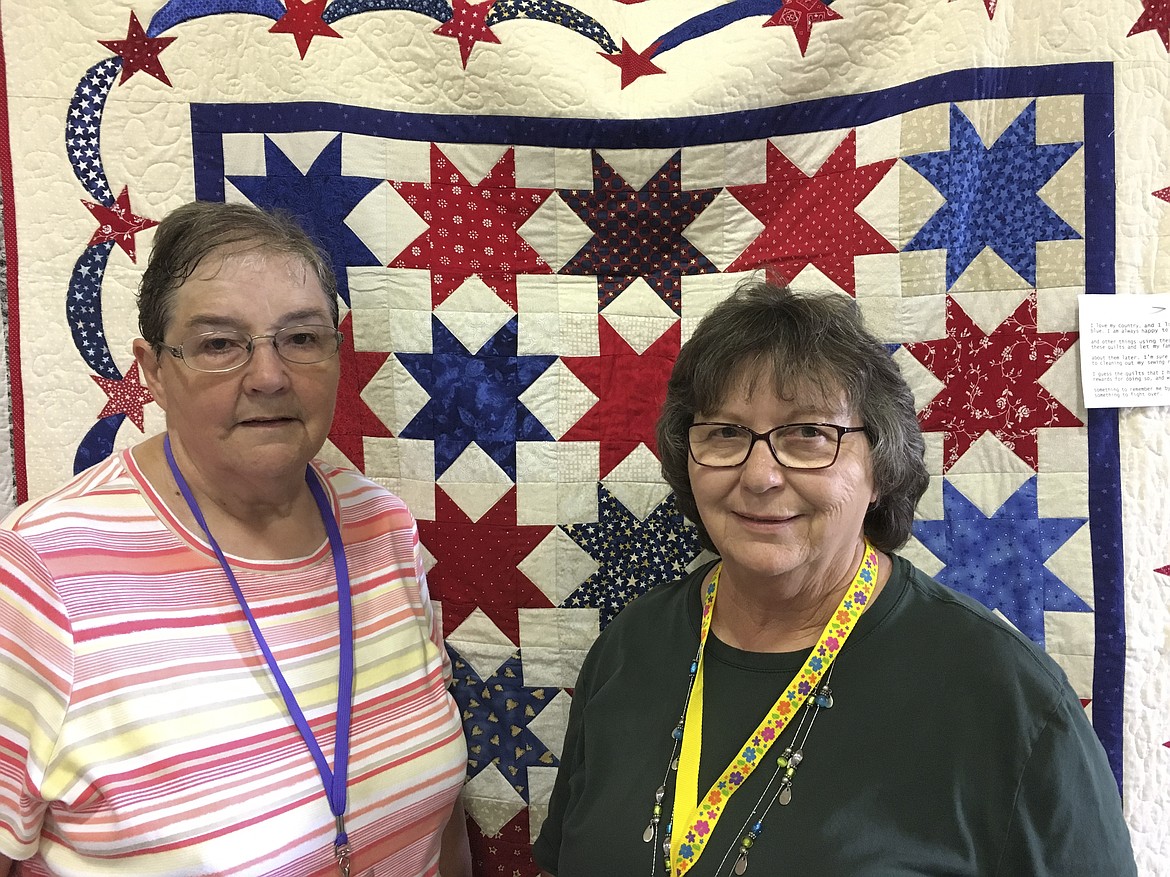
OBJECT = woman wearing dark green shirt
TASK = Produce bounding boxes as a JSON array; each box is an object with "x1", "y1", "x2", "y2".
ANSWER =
[{"x1": 534, "y1": 282, "x2": 1136, "y2": 877}]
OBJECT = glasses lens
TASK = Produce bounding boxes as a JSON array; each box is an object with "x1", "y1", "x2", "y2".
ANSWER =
[
  {"x1": 182, "y1": 331, "x2": 251, "y2": 372},
  {"x1": 274, "y1": 325, "x2": 340, "y2": 364},
  {"x1": 770, "y1": 424, "x2": 839, "y2": 468},
  {"x1": 689, "y1": 423, "x2": 752, "y2": 467}
]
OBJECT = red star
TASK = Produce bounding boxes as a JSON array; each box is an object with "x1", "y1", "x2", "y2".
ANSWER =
[
  {"x1": 418, "y1": 488, "x2": 553, "y2": 644},
  {"x1": 763, "y1": 0, "x2": 843, "y2": 56},
  {"x1": 1128, "y1": 0, "x2": 1170, "y2": 51},
  {"x1": 392, "y1": 145, "x2": 551, "y2": 308},
  {"x1": 82, "y1": 187, "x2": 158, "y2": 262},
  {"x1": 600, "y1": 39, "x2": 665, "y2": 89},
  {"x1": 1156, "y1": 564, "x2": 1170, "y2": 576},
  {"x1": 1079, "y1": 698, "x2": 1091, "y2": 710},
  {"x1": 270, "y1": 0, "x2": 342, "y2": 59},
  {"x1": 99, "y1": 11, "x2": 176, "y2": 85},
  {"x1": 903, "y1": 294, "x2": 1082, "y2": 471},
  {"x1": 92, "y1": 362, "x2": 154, "y2": 430},
  {"x1": 1155, "y1": 186, "x2": 1170, "y2": 203},
  {"x1": 327, "y1": 313, "x2": 391, "y2": 471},
  {"x1": 726, "y1": 131, "x2": 896, "y2": 293},
  {"x1": 949, "y1": 0, "x2": 998, "y2": 18},
  {"x1": 560, "y1": 319, "x2": 680, "y2": 477},
  {"x1": 433, "y1": 0, "x2": 501, "y2": 67}
]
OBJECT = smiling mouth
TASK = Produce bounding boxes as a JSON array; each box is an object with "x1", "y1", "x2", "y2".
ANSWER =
[{"x1": 736, "y1": 511, "x2": 796, "y2": 524}]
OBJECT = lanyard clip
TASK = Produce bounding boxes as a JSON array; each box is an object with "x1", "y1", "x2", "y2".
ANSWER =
[
  {"x1": 334, "y1": 815, "x2": 351, "y2": 877},
  {"x1": 334, "y1": 840, "x2": 351, "y2": 877}
]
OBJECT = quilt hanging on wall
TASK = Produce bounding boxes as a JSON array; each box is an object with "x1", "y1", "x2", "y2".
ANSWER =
[{"x1": 1, "y1": 0, "x2": 1168, "y2": 874}]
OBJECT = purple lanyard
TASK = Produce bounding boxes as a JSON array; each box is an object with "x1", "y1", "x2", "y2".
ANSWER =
[{"x1": 164, "y1": 435, "x2": 355, "y2": 867}]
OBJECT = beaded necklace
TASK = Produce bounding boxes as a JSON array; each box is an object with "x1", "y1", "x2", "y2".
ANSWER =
[{"x1": 643, "y1": 542, "x2": 879, "y2": 877}]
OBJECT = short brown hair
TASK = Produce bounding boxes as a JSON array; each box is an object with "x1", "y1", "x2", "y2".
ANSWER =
[
  {"x1": 137, "y1": 200, "x2": 339, "y2": 347},
  {"x1": 656, "y1": 281, "x2": 928, "y2": 553}
]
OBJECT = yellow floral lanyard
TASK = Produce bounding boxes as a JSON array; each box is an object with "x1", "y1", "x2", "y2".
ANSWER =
[{"x1": 667, "y1": 541, "x2": 880, "y2": 875}]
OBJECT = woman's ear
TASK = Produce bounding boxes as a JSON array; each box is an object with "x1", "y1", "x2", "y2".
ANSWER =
[{"x1": 132, "y1": 338, "x2": 168, "y2": 413}]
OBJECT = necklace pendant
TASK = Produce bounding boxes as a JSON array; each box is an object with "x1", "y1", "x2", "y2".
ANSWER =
[
  {"x1": 644, "y1": 786, "x2": 666, "y2": 842},
  {"x1": 778, "y1": 783, "x2": 793, "y2": 806},
  {"x1": 814, "y1": 685, "x2": 833, "y2": 709},
  {"x1": 671, "y1": 755, "x2": 679, "y2": 771},
  {"x1": 734, "y1": 850, "x2": 749, "y2": 875}
]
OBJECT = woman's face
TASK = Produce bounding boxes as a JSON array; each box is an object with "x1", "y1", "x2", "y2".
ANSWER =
[
  {"x1": 688, "y1": 376, "x2": 876, "y2": 591},
  {"x1": 134, "y1": 246, "x2": 340, "y2": 489}
]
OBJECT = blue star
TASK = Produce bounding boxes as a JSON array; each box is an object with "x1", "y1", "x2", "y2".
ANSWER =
[
  {"x1": 229, "y1": 134, "x2": 383, "y2": 306},
  {"x1": 397, "y1": 317, "x2": 555, "y2": 479},
  {"x1": 913, "y1": 478, "x2": 1089, "y2": 646},
  {"x1": 903, "y1": 102, "x2": 1081, "y2": 288},
  {"x1": 448, "y1": 646, "x2": 559, "y2": 802},
  {"x1": 562, "y1": 485, "x2": 704, "y2": 628}
]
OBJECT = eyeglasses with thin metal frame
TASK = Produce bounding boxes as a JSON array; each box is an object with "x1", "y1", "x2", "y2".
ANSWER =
[
  {"x1": 688, "y1": 422, "x2": 868, "y2": 470},
  {"x1": 159, "y1": 324, "x2": 344, "y2": 374}
]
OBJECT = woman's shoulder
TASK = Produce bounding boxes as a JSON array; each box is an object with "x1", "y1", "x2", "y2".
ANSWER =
[
  {"x1": 885, "y1": 553, "x2": 1075, "y2": 695},
  {"x1": 312, "y1": 460, "x2": 413, "y2": 516},
  {"x1": 3, "y1": 450, "x2": 141, "y2": 534}
]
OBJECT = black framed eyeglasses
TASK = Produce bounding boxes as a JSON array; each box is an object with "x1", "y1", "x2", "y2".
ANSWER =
[
  {"x1": 688, "y1": 422, "x2": 868, "y2": 470},
  {"x1": 160, "y1": 324, "x2": 343, "y2": 374}
]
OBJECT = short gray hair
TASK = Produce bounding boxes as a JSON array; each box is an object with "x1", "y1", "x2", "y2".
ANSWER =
[
  {"x1": 656, "y1": 281, "x2": 928, "y2": 553},
  {"x1": 137, "y1": 200, "x2": 339, "y2": 347}
]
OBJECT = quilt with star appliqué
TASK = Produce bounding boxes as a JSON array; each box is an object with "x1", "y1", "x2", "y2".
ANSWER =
[{"x1": 1, "y1": 1, "x2": 1169, "y2": 874}]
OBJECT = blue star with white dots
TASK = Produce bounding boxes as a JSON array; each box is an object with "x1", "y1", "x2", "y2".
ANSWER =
[
  {"x1": 913, "y1": 477, "x2": 1089, "y2": 646},
  {"x1": 903, "y1": 101, "x2": 1081, "y2": 288},
  {"x1": 562, "y1": 485, "x2": 703, "y2": 628}
]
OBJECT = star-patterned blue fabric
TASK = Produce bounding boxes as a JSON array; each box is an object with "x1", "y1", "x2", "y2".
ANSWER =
[
  {"x1": 562, "y1": 485, "x2": 704, "y2": 628},
  {"x1": 903, "y1": 101, "x2": 1081, "y2": 288},
  {"x1": 228, "y1": 134, "x2": 383, "y2": 306},
  {"x1": 67, "y1": 59, "x2": 118, "y2": 204},
  {"x1": 397, "y1": 317, "x2": 555, "y2": 480},
  {"x1": 558, "y1": 151, "x2": 719, "y2": 314},
  {"x1": 69, "y1": 243, "x2": 117, "y2": 379},
  {"x1": 447, "y1": 646, "x2": 559, "y2": 802},
  {"x1": 326, "y1": 0, "x2": 452, "y2": 25},
  {"x1": 488, "y1": 0, "x2": 618, "y2": 53},
  {"x1": 913, "y1": 477, "x2": 1090, "y2": 646}
]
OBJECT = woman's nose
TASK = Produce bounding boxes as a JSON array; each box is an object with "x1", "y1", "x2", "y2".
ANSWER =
[
  {"x1": 739, "y1": 437, "x2": 786, "y2": 490},
  {"x1": 241, "y1": 337, "x2": 290, "y2": 390}
]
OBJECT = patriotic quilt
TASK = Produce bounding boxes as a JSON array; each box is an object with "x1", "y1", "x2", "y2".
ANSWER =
[{"x1": 1, "y1": 1, "x2": 1169, "y2": 874}]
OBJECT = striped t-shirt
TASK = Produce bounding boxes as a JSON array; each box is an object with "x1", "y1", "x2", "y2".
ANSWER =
[{"x1": 0, "y1": 449, "x2": 467, "y2": 876}]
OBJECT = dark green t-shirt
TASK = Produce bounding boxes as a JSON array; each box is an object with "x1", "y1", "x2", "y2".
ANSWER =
[{"x1": 532, "y1": 555, "x2": 1136, "y2": 877}]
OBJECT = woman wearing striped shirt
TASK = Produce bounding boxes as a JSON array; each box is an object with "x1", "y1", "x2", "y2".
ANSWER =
[{"x1": 0, "y1": 201, "x2": 470, "y2": 877}]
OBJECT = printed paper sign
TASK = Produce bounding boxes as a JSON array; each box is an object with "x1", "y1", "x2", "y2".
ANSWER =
[{"x1": 1079, "y1": 294, "x2": 1170, "y2": 408}]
